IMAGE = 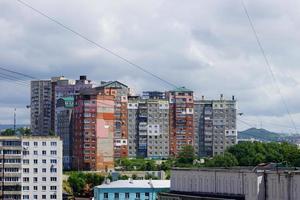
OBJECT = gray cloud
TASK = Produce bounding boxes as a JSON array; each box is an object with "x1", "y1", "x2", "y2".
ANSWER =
[{"x1": 0, "y1": 0, "x2": 300, "y2": 133}]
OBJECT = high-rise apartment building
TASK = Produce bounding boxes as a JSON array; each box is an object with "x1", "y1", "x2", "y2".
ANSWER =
[
  {"x1": 73, "y1": 88, "x2": 115, "y2": 171},
  {"x1": 96, "y1": 81, "x2": 129, "y2": 159},
  {"x1": 31, "y1": 80, "x2": 52, "y2": 135},
  {"x1": 55, "y1": 76, "x2": 92, "y2": 170},
  {"x1": 0, "y1": 136, "x2": 62, "y2": 200},
  {"x1": 127, "y1": 93, "x2": 170, "y2": 158},
  {"x1": 194, "y1": 95, "x2": 237, "y2": 157},
  {"x1": 0, "y1": 136, "x2": 22, "y2": 200},
  {"x1": 168, "y1": 87, "x2": 194, "y2": 156}
]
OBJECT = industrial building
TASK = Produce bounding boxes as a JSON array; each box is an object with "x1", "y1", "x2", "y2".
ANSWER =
[{"x1": 158, "y1": 167, "x2": 300, "y2": 200}]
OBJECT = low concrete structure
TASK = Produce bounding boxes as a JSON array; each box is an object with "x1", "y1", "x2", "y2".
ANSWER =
[{"x1": 158, "y1": 167, "x2": 300, "y2": 200}]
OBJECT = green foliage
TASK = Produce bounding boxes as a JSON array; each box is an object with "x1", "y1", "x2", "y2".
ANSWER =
[
  {"x1": 227, "y1": 142, "x2": 300, "y2": 167},
  {"x1": 131, "y1": 174, "x2": 138, "y2": 180},
  {"x1": 0, "y1": 128, "x2": 31, "y2": 136},
  {"x1": 67, "y1": 172, "x2": 105, "y2": 197},
  {"x1": 176, "y1": 145, "x2": 196, "y2": 165},
  {"x1": 145, "y1": 173, "x2": 159, "y2": 180},
  {"x1": 118, "y1": 174, "x2": 129, "y2": 180},
  {"x1": 205, "y1": 153, "x2": 238, "y2": 167},
  {"x1": 115, "y1": 158, "x2": 157, "y2": 171}
]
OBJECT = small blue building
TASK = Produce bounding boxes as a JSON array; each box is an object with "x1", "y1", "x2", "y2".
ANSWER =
[{"x1": 94, "y1": 179, "x2": 170, "y2": 200}]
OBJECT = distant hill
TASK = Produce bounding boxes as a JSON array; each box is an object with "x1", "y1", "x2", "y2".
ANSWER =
[
  {"x1": 238, "y1": 128, "x2": 282, "y2": 141},
  {"x1": 0, "y1": 124, "x2": 29, "y2": 131}
]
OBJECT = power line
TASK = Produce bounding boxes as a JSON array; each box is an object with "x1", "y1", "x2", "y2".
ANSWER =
[
  {"x1": 0, "y1": 72, "x2": 30, "y2": 85},
  {"x1": 0, "y1": 66, "x2": 36, "y2": 79},
  {"x1": 0, "y1": 74, "x2": 30, "y2": 87},
  {"x1": 240, "y1": 0, "x2": 298, "y2": 134},
  {"x1": 15, "y1": 0, "x2": 178, "y2": 89}
]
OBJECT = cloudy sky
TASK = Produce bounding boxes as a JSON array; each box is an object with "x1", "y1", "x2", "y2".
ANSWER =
[{"x1": 1, "y1": 0, "x2": 300, "y2": 133}]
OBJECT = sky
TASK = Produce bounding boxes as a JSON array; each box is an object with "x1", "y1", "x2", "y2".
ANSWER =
[{"x1": 1, "y1": 0, "x2": 300, "y2": 133}]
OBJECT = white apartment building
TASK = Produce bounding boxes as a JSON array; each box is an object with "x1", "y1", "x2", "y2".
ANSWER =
[{"x1": 21, "y1": 136, "x2": 63, "y2": 200}]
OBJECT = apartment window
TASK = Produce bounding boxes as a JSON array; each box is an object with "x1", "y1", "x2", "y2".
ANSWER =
[
  {"x1": 114, "y1": 193, "x2": 119, "y2": 199},
  {"x1": 42, "y1": 195, "x2": 46, "y2": 199},
  {"x1": 42, "y1": 186, "x2": 46, "y2": 191},
  {"x1": 51, "y1": 142, "x2": 57, "y2": 146},
  {"x1": 23, "y1": 142, "x2": 29, "y2": 146},
  {"x1": 50, "y1": 159, "x2": 57, "y2": 164},
  {"x1": 23, "y1": 186, "x2": 29, "y2": 190},
  {"x1": 34, "y1": 159, "x2": 38, "y2": 164},
  {"x1": 23, "y1": 195, "x2": 29, "y2": 199},
  {"x1": 23, "y1": 168, "x2": 29, "y2": 173},
  {"x1": 104, "y1": 193, "x2": 108, "y2": 199},
  {"x1": 23, "y1": 159, "x2": 29, "y2": 164},
  {"x1": 23, "y1": 151, "x2": 29, "y2": 155},
  {"x1": 42, "y1": 150, "x2": 46, "y2": 155},
  {"x1": 34, "y1": 151, "x2": 38, "y2": 155},
  {"x1": 125, "y1": 193, "x2": 130, "y2": 199},
  {"x1": 42, "y1": 142, "x2": 46, "y2": 146},
  {"x1": 23, "y1": 177, "x2": 29, "y2": 182},
  {"x1": 50, "y1": 150, "x2": 57, "y2": 155},
  {"x1": 50, "y1": 177, "x2": 57, "y2": 181},
  {"x1": 50, "y1": 195, "x2": 57, "y2": 199},
  {"x1": 33, "y1": 177, "x2": 38, "y2": 182},
  {"x1": 50, "y1": 186, "x2": 57, "y2": 190},
  {"x1": 42, "y1": 168, "x2": 46, "y2": 173},
  {"x1": 42, "y1": 159, "x2": 46, "y2": 164},
  {"x1": 145, "y1": 192, "x2": 150, "y2": 198},
  {"x1": 34, "y1": 142, "x2": 38, "y2": 146},
  {"x1": 50, "y1": 168, "x2": 57, "y2": 173},
  {"x1": 34, "y1": 186, "x2": 38, "y2": 191},
  {"x1": 42, "y1": 177, "x2": 46, "y2": 181},
  {"x1": 34, "y1": 195, "x2": 38, "y2": 199}
]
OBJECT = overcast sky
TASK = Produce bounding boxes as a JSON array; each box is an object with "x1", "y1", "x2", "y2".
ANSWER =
[{"x1": 1, "y1": 0, "x2": 300, "y2": 133}]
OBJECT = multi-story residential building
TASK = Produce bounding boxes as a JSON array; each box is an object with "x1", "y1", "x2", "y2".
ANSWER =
[
  {"x1": 0, "y1": 136, "x2": 62, "y2": 200},
  {"x1": 73, "y1": 88, "x2": 115, "y2": 171},
  {"x1": 22, "y1": 136, "x2": 63, "y2": 200},
  {"x1": 94, "y1": 179, "x2": 170, "y2": 200},
  {"x1": 55, "y1": 76, "x2": 92, "y2": 170},
  {"x1": 168, "y1": 87, "x2": 194, "y2": 156},
  {"x1": 0, "y1": 136, "x2": 22, "y2": 200},
  {"x1": 127, "y1": 93, "x2": 170, "y2": 159},
  {"x1": 96, "y1": 81, "x2": 130, "y2": 159},
  {"x1": 194, "y1": 95, "x2": 237, "y2": 157},
  {"x1": 31, "y1": 80, "x2": 52, "y2": 135}
]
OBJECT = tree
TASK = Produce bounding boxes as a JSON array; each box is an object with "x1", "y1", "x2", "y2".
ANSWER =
[
  {"x1": 177, "y1": 145, "x2": 196, "y2": 165},
  {"x1": 68, "y1": 172, "x2": 86, "y2": 197},
  {"x1": 205, "y1": 153, "x2": 238, "y2": 167}
]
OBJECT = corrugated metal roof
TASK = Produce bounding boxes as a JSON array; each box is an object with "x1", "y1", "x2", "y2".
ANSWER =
[{"x1": 95, "y1": 180, "x2": 170, "y2": 189}]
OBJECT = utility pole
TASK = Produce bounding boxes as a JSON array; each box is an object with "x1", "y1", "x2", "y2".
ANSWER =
[
  {"x1": 13, "y1": 108, "x2": 16, "y2": 134},
  {"x1": 2, "y1": 150, "x2": 4, "y2": 200}
]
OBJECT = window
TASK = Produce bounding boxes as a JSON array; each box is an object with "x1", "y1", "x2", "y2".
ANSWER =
[
  {"x1": 23, "y1": 186, "x2": 29, "y2": 190},
  {"x1": 50, "y1": 186, "x2": 57, "y2": 190},
  {"x1": 23, "y1": 159, "x2": 29, "y2": 164},
  {"x1": 34, "y1": 159, "x2": 38, "y2": 164},
  {"x1": 42, "y1": 195, "x2": 46, "y2": 199},
  {"x1": 125, "y1": 193, "x2": 130, "y2": 199},
  {"x1": 33, "y1": 177, "x2": 38, "y2": 182},
  {"x1": 34, "y1": 168, "x2": 38, "y2": 173},
  {"x1": 114, "y1": 193, "x2": 119, "y2": 199},
  {"x1": 34, "y1": 142, "x2": 38, "y2": 146},
  {"x1": 23, "y1": 151, "x2": 29, "y2": 155},
  {"x1": 50, "y1": 159, "x2": 57, "y2": 164},
  {"x1": 51, "y1": 142, "x2": 57, "y2": 146},
  {"x1": 50, "y1": 195, "x2": 57, "y2": 199},
  {"x1": 34, "y1": 151, "x2": 38, "y2": 155},
  {"x1": 34, "y1": 186, "x2": 38, "y2": 191},
  {"x1": 50, "y1": 150, "x2": 57, "y2": 155},
  {"x1": 42, "y1": 177, "x2": 46, "y2": 181},
  {"x1": 42, "y1": 142, "x2": 46, "y2": 146},
  {"x1": 42, "y1": 186, "x2": 46, "y2": 191},
  {"x1": 23, "y1": 168, "x2": 29, "y2": 173},
  {"x1": 23, "y1": 177, "x2": 29, "y2": 182},
  {"x1": 104, "y1": 193, "x2": 108, "y2": 199},
  {"x1": 50, "y1": 168, "x2": 57, "y2": 173},
  {"x1": 136, "y1": 193, "x2": 140, "y2": 198},
  {"x1": 42, "y1": 150, "x2": 46, "y2": 155},
  {"x1": 50, "y1": 177, "x2": 57, "y2": 181},
  {"x1": 145, "y1": 192, "x2": 150, "y2": 199},
  {"x1": 23, "y1": 195, "x2": 29, "y2": 199},
  {"x1": 23, "y1": 142, "x2": 29, "y2": 146},
  {"x1": 42, "y1": 168, "x2": 46, "y2": 173},
  {"x1": 34, "y1": 195, "x2": 38, "y2": 199},
  {"x1": 42, "y1": 159, "x2": 46, "y2": 164}
]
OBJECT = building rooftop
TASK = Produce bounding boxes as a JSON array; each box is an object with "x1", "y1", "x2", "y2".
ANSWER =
[
  {"x1": 171, "y1": 86, "x2": 192, "y2": 92},
  {"x1": 95, "y1": 180, "x2": 170, "y2": 189}
]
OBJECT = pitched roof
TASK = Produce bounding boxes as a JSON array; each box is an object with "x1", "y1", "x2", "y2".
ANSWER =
[{"x1": 98, "y1": 81, "x2": 128, "y2": 89}]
